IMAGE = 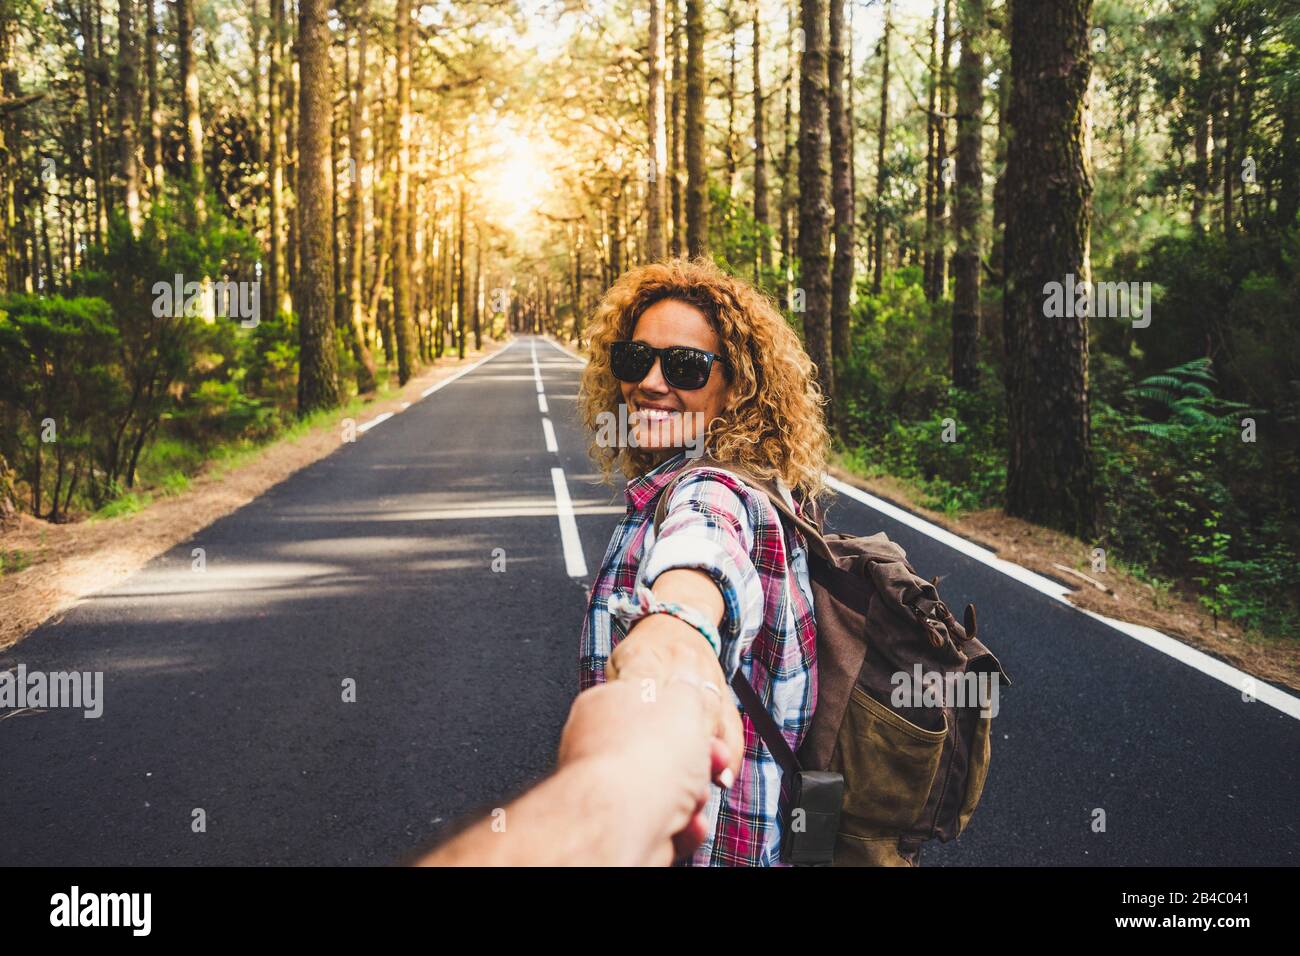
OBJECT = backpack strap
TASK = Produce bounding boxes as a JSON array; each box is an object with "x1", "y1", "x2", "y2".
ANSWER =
[
  {"x1": 648, "y1": 455, "x2": 817, "y2": 777},
  {"x1": 730, "y1": 669, "x2": 802, "y2": 776}
]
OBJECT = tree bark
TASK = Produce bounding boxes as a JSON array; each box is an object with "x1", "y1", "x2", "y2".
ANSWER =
[
  {"x1": 145, "y1": 0, "x2": 162, "y2": 195},
  {"x1": 647, "y1": 0, "x2": 667, "y2": 260},
  {"x1": 346, "y1": 0, "x2": 377, "y2": 392},
  {"x1": 752, "y1": 0, "x2": 770, "y2": 281},
  {"x1": 268, "y1": 0, "x2": 285, "y2": 318},
  {"x1": 670, "y1": 0, "x2": 684, "y2": 257},
  {"x1": 177, "y1": 0, "x2": 204, "y2": 220},
  {"x1": 295, "y1": 0, "x2": 341, "y2": 414},
  {"x1": 872, "y1": 0, "x2": 891, "y2": 293},
  {"x1": 924, "y1": 1, "x2": 939, "y2": 297},
  {"x1": 780, "y1": 2, "x2": 795, "y2": 305},
  {"x1": 931, "y1": 0, "x2": 953, "y2": 300},
  {"x1": 684, "y1": 0, "x2": 707, "y2": 257},
  {"x1": 1002, "y1": 0, "x2": 1095, "y2": 537},
  {"x1": 78, "y1": 0, "x2": 107, "y2": 246},
  {"x1": 828, "y1": 0, "x2": 853, "y2": 362},
  {"x1": 392, "y1": 0, "x2": 416, "y2": 381},
  {"x1": 798, "y1": 0, "x2": 834, "y2": 414},
  {"x1": 116, "y1": 0, "x2": 141, "y2": 234},
  {"x1": 951, "y1": 0, "x2": 983, "y2": 389}
]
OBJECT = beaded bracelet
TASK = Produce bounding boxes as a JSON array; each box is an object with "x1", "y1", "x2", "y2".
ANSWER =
[{"x1": 608, "y1": 584, "x2": 723, "y2": 658}]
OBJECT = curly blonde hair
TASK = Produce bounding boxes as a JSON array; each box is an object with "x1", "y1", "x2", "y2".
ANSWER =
[{"x1": 577, "y1": 257, "x2": 830, "y2": 501}]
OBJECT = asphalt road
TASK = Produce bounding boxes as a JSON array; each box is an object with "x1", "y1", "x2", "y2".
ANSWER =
[{"x1": 2, "y1": 335, "x2": 1296, "y2": 866}]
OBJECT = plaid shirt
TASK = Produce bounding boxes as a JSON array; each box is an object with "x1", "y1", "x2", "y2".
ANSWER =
[{"x1": 578, "y1": 451, "x2": 818, "y2": 866}]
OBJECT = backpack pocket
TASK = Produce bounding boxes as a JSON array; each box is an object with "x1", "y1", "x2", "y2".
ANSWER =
[
  {"x1": 831, "y1": 684, "x2": 947, "y2": 866},
  {"x1": 956, "y1": 711, "x2": 992, "y2": 834}
]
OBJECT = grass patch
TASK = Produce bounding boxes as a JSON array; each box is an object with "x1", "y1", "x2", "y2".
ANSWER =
[
  {"x1": 93, "y1": 492, "x2": 151, "y2": 520},
  {"x1": 0, "y1": 549, "x2": 32, "y2": 575}
]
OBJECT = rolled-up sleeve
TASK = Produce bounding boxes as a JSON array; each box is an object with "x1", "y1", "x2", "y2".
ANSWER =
[{"x1": 638, "y1": 470, "x2": 764, "y2": 681}]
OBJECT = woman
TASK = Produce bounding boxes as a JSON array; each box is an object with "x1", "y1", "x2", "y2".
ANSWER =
[{"x1": 577, "y1": 256, "x2": 830, "y2": 866}]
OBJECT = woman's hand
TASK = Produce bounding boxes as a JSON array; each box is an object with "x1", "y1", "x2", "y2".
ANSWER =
[{"x1": 605, "y1": 568, "x2": 746, "y2": 788}]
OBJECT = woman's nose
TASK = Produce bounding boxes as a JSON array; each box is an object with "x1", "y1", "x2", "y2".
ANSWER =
[{"x1": 639, "y1": 357, "x2": 670, "y2": 392}]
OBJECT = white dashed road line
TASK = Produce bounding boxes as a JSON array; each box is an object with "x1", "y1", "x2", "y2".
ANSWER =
[{"x1": 551, "y1": 467, "x2": 589, "y2": 578}]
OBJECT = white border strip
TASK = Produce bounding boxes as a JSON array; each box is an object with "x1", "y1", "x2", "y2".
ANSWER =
[
  {"x1": 420, "y1": 342, "x2": 511, "y2": 398},
  {"x1": 544, "y1": 335, "x2": 587, "y2": 364},
  {"x1": 356, "y1": 411, "x2": 393, "y2": 434},
  {"x1": 826, "y1": 476, "x2": 1300, "y2": 719},
  {"x1": 550, "y1": 467, "x2": 589, "y2": 578}
]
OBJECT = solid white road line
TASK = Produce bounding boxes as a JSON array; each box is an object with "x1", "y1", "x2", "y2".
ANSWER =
[
  {"x1": 542, "y1": 417, "x2": 558, "y2": 453},
  {"x1": 544, "y1": 336, "x2": 587, "y2": 364},
  {"x1": 420, "y1": 341, "x2": 512, "y2": 398},
  {"x1": 356, "y1": 412, "x2": 393, "y2": 434},
  {"x1": 537, "y1": 393, "x2": 548, "y2": 414},
  {"x1": 551, "y1": 467, "x2": 589, "y2": 578},
  {"x1": 827, "y1": 476, "x2": 1300, "y2": 720}
]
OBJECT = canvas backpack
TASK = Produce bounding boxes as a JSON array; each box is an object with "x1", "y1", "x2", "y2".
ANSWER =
[{"x1": 653, "y1": 457, "x2": 1012, "y2": 867}]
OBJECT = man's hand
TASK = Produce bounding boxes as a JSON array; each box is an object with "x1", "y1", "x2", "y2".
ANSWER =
[
  {"x1": 605, "y1": 568, "x2": 746, "y2": 788},
  {"x1": 557, "y1": 677, "x2": 732, "y2": 864}
]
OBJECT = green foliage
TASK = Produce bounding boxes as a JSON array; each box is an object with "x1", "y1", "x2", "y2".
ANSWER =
[
  {"x1": 837, "y1": 271, "x2": 1006, "y2": 515},
  {"x1": 0, "y1": 293, "x2": 120, "y2": 520}
]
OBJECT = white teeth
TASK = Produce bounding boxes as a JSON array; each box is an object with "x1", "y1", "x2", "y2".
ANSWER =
[{"x1": 635, "y1": 408, "x2": 678, "y2": 422}]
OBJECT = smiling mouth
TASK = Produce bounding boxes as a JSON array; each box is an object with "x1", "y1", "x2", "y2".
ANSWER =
[{"x1": 631, "y1": 403, "x2": 681, "y2": 423}]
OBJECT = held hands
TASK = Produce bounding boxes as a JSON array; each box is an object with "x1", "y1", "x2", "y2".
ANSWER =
[
  {"x1": 606, "y1": 611, "x2": 745, "y2": 791},
  {"x1": 557, "y1": 677, "x2": 733, "y2": 865}
]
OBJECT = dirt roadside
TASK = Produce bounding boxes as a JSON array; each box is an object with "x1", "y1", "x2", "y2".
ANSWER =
[{"x1": 0, "y1": 339, "x2": 509, "y2": 653}]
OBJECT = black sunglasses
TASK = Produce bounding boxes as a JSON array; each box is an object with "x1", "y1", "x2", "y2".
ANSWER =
[{"x1": 609, "y1": 340, "x2": 728, "y2": 391}]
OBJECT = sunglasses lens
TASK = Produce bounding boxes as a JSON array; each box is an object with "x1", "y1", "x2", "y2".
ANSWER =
[
  {"x1": 610, "y1": 341, "x2": 653, "y2": 382},
  {"x1": 664, "y1": 348, "x2": 713, "y2": 390}
]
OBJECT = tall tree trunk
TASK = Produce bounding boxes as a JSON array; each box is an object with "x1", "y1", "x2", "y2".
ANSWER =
[
  {"x1": 647, "y1": 0, "x2": 667, "y2": 260},
  {"x1": 724, "y1": 1, "x2": 738, "y2": 196},
  {"x1": 924, "y1": 1, "x2": 939, "y2": 298},
  {"x1": 177, "y1": 0, "x2": 204, "y2": 220},
  {"x1": 798, "y1": 0, "x2": 834, "y2": 414},
  {"x1": 872, "y1": 0, "x2": 892, "y2": 293},
  {"x1": 684, "y1": 0, "x2": 707, "y2": 257},
  {"x1": 1192, "y1": 38, "x2": 1210, "y2": 231},
  {"x1": 1003, "y1": 0, "x2": 1095, "y2": 537},
  {"x1": 1221, "y1": 38, "x2": 1238, "y2": 234},
  {"x1": 456, "y1": 187, "x2": 466, "y2": 359},
  {"x1": 392, "y1": 0, "x2": 416, "y2": 381},
  {"x1": 828, "y1": 0, "x2": 853, "y2": 362},
  {"x1": 752, "y1": 0, "x2": 770, "y2": 281},
  {"x1": 295, "y1": 0, "x2": 340, "y2": 414},
  {"x1": 0, "y1": 3, "x2": 18, "y2": 292},
  {"x1": 268, "y1": 0, "x2": 284, "y2": 318},
  {"x1": 117, "y1": 0, "x2": 142, "y2": 234},
  {"x1": 931, "y1": 0, "x2": 953, "y2": 299},
  {"x1": 287, "y1": 14, "x2": 300, "y2": 313},
  {"x1": 145, "y1": 0, "x2": 163, "y2": 195},
  {"x1": 473, "y1": 226, "x2": 482, "y2": 349},
  {"x1": 78, "y1": 0, "x2": 106, "y2": 246},
  {"x1": 670, "y1": 0, "x2": 684, "y2": 257},
  {"x1": 990, "y1": 3, "x2": 1010, "y2": 284},
  {"x1": 780, "y1": 1, "x2": 796, "y2": 304},
  {"x1": 346, "y1": 1, "x2": 376, "y2": 392},
  {"x1": 951, "y1": 0, "x2": 984, "y2": 389}
]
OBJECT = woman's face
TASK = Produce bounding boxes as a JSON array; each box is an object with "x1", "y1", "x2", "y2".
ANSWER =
[{"x1": 620, "y1": 298, "x2": 730, "y2": 457}]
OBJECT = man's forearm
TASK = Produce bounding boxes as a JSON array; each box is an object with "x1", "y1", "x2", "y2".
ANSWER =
[{"x1": 417, "y1": 756, "x2": 653, "y2": 867}]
